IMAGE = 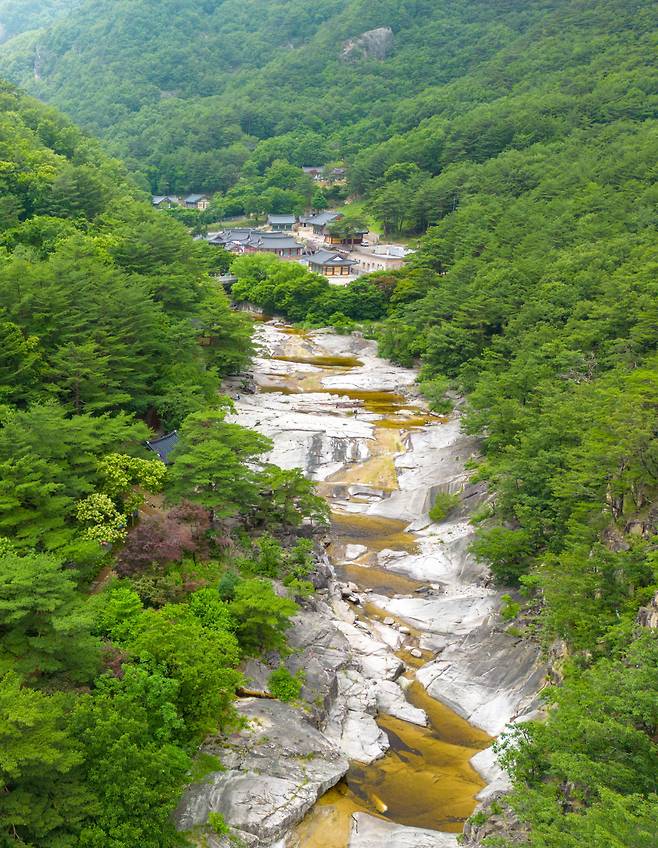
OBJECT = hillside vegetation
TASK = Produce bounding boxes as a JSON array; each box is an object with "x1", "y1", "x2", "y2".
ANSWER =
[
  {"x1": 0, "y1": 0, "x2": 79, "y2": 42},
  {"x1": 0, "y1": 0, "x2": 656, "y2": 846},
  {"x1": 1, "y1": 0, "x2": 655, "y2": 219},
  {"x1": 0, "y1": 83, "x2": 330, "y2": 848}
]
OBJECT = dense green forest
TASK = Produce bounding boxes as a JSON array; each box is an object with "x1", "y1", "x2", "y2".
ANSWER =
[
  {"x1": 0, "y1": 83, "x2": 329, "y2": 847},
  {"x1": 1, "y1": 0, "x2": 655, "y2": 223},
  {"x1": 0, "y1": 0, "x2": 79, "y2": 42},
  {"x1": 0, "y1": 0, "x2": 657, "y2": 846},
  {"x1": 230, "y1": 125, "x2": 658, "y2": 847}
]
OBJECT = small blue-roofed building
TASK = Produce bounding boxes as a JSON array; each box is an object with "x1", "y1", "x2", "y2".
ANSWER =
[{"x1": 146, "y1": 431, "x2": 179, "y2": 464}]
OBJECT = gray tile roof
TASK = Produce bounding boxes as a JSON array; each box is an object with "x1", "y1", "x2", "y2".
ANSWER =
[
  {"x1": 267, "y1": 214, "x2": 296, "y2": 224},
  {"x1": 207, "y1": 229, "x2": 303, "y2": 251},
  {"x1": 184, "y1": 193, "x2": 208, "y2": 203},
  {"x1": 308, "y1": 249, "x2": 357, "y2": 267},
  {"x1": 301, "y1": 211, "x2": 342, "y2": 227},
  {"x1": 253, "y1": 234, "x2": 303, "y2": 250},
  {"x1": 146, "y1": 431, "x2": 179, "y2": 464}
]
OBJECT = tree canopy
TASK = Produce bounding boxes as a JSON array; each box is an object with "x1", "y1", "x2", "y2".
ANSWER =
[{"x1": 0, "y1": 83, "x2": 318, "y2": 847}]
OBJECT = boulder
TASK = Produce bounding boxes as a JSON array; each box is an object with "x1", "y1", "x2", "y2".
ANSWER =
[
  {"x1": 285, "y1": 603, "x2": 352, "y2": 726},
  {"x1": 349, "y1": 813, "x2": 458, "y2": 847},
  {"x1": 341, "y1": 26, "x2": 394, "y2": 62},
  {"x1": 175, "y1": 699, "x2": 348, "y2": 844},
  {"x1": 416, "y1": 623, "x2": 545, "y2": 735},
  {"x1": 345, "y1": 543, "x2": 368, "y2": 560},
  {"x1": 324, "y1": 669, "x2": 390, "y2": 763},
  {"x1": 375, "y1": 680, "x2": 427, "y2": 726}
]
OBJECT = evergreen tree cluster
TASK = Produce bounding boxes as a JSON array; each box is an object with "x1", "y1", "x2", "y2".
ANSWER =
[{"x1": 0, "y1": 84, "x2": 328, "y2": 847}]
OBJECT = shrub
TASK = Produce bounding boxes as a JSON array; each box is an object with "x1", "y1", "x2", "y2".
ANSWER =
[
  {"x1": 208, "y1": 811, "x2": 245, "y2": 845},
  {"x1": 419, "y1": 375, "x2": 453, "y2": 414},
  {"x1": 470, "y1": 526, "x2": 534, "y2": 585},
  {"x1": 229, "y1": 578, "x2": 298, "y2": 655},
  {"x1": 268, "y1": 667, "x2": 304, "y2": 702},
  {"x1": 500, "y1": 593, "x2": 521, "y2": 621},
  {"x1": 217, "y1": 570, "x2": 241, "y2": 601},
  {"x1": 429, "y1": 491, "x2": 460, "y2": 522}
]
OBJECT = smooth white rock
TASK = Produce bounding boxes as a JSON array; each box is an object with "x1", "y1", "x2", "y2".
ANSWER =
[
  {"x1": 175, "y1": 699, "x2": 348, "y2": 843},
  {"x1": 376, "y1": 680, "x2": 427, "y2": 726},
  {"x1": 349, "y1": 813, "x2": 458, "y2": 848},
  {"x1": 341, "y1": 713, "x2": 390, "y2": 763},
  {"x1": 345, "y1": 544, "x2": 368, "y2": 560}
]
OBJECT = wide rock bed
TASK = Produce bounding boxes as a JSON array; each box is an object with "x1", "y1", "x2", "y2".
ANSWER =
[{"x1": 175, "y1": 323, "x2": 544, "y2": 847}]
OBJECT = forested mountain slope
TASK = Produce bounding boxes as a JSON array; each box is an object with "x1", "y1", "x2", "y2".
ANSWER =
[
  {"x1": 0, "y1": 83, "x2": 329, "y2": 847},
  {"x1": 1, "y1": 0, "x2": 655, "y2": 208},
  {"x1": 0, "y1": 1, "x2": 656, "y2": 845},
  {"x1": 230, "y1": 109, "x2": 658, "y2": 843},
  {"x1": 0, "y1": 0, "x2": 79, "y2": 42}
]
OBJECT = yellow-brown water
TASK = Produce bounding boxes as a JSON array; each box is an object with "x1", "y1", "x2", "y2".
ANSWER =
[
  {"x1": 329, "y1": 512, "x2": 419, "y2": 554},
  {"x1": 273, "y1": 354, "x2": 365, "y2": 368},
  {"x1": 335, "y1": 562, "x2": 427, "y2": 596},
  {"x1": 258, "y1": 380, "x2": 435, "y2": 427},
  {"x1": 291, "y1": 682, "x2": 490, "y2": 847},
  {"x1": 255, "y1": 334, "x2": 491, "y2": 845}
]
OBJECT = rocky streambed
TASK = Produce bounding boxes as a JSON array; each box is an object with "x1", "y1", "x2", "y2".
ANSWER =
[{"x1": 176, "y1": 323, "x2": 545, "y2": 848}]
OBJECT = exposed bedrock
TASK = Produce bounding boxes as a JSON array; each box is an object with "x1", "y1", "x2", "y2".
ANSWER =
[
  {"x1": 341, "y1": 26, "x2": 395, "y2": 62},
  {"x1": 348, "y1": 814, "x2": 458, "y2": 848},
  {"x1": 176, "y1": 324, "x2": 544, "y2": 847}
]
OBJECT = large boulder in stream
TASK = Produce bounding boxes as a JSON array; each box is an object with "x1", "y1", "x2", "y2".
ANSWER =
[
  {"x1": 349, "y1": 813, "x2": 458, "y2": 847},
  {"x1": 175, "y1": 698, "x2": 349, "y2": 845}
]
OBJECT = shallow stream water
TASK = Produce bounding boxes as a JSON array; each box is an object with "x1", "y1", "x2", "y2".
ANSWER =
[{"x1": 237, "y1": 324, "x2": 493, "y2": 846}]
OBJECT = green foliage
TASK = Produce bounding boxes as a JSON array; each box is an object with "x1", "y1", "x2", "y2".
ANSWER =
[
  {"x1": 93, "y1": 584, "x2": 144, "y2": 643},
  {"x1": 0, "y1": 1, "x2": 79, "y2": 41},
  {"x1": 0, "y1": 3, "x2": 656, "y2": 844},
  {"x1": 256, "y1": 465, "x2": 330, "y2": 529},
  {"x1": 240, "y1": 534, "x2": 285, "y2": 579},
  {"x1": 166, "y1": 405, "x2": 272, "y2": 518},
  {"x1": 0, "y1": 84, "x2": 268, "y2": 845},
  {"x1": 127, "y1": 606, "x2": 241, "y2": 739},
  {"x1": 75, "y1": 492, "x2": 128, "y2": 545},
  {"x1": 231, "y1": 253, "x2": 388, "y2": 325},
  {"x1": 208, "y1": 811, "x2": 232, "y2": 837},
  {"x1": 500, "y1": 594, "x2": 521, "y2": 622},
  {"x1": 418, "y1": 376, "x2": 453, "y2": 414},
  {"x1": 0, "y1": 550, "x2": 99, "y2": 682},
  {"x1": 71, "y1": 669, "x2": 191, "y2": 848},
  {"x1": 428, "y1": 491, "x2": 460, "y2": 523},
  {"x1": 268, "y1": 666, "x2": 304, "y2": 703},
  {"x1": 470, "y1": 527, "x2": 534, "y2": 586},
  {"x1": 229, "y1": 578, "x2": 298, "y2": 656},
  {"x1": 499, "y1": 633, "x2": 658, "y2": 847},
  {"x1": 0, "y1": 87, "x2": 251, "y2": 429},
  {"x1": 208, "y1": 810, "x2": 244, "y2": 845},
  {"x1": 0, "y1": 403, "x2": 146, "y2": 558},
  {"x1": 97, "y1": 453, "x2": 166, "y2": 513},
  {"x1": 0, "y1": 671, "x2": 92, "y2": 847},
  {"x1": 2, "y1": 0, "x2": 653, "y2": 231}
]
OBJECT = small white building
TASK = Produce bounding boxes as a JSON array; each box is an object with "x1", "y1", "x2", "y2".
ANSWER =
[{"x1": 354, "y1": 244, "x2": 414, "y2": 273}]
